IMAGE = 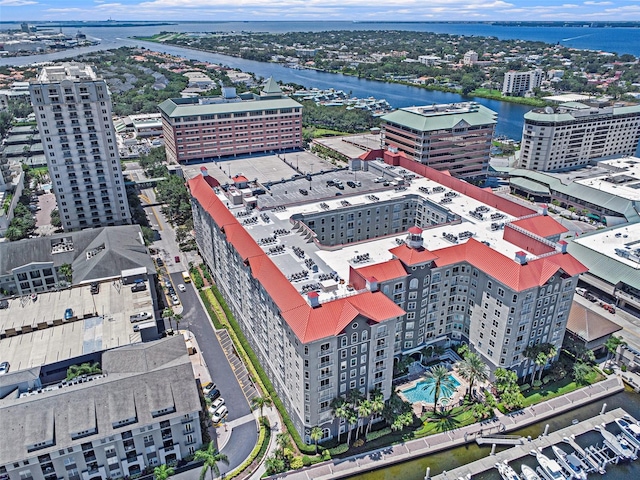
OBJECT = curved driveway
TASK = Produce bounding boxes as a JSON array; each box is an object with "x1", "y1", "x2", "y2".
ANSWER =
[{"x1": 170, "y1": 271, "x2": 257, "y2": 476}]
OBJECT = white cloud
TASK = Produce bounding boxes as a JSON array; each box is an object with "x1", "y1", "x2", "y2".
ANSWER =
[
  {"x1": 0, "y1": 0, "x2": 37, "y2": 5},
  {"x1": 584, "y1": 1, "x2": 613, "y2": 5}
]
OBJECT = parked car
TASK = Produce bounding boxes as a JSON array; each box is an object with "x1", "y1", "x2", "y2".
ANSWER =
[
  {"x1": 206, "y1": 388, "x2": 221, "y2": 401},
  {"x1": 178, "y1": 284, "x2": 186, "y2": 292},
  {"x1": 130, "y1": 312, "x2": 152, "y2": 323},
  {"x1": 209, "y1": 397, "x2": 225, "y2": 411},
  {"x1": 0, "y1": 299, "x2": 8, "y2": 309},
  {"x1": 211, "y1": 405, "x2": 228, "y2": 423},
  {"x1": 299, "y1": 188, "x2": 308, "y2": 196},
  {"x1": 346, "y1": 181, "x2": 356, "y2": 188},
  {"x1": 202, "y1": 382, "x2": 216, "y2": 395},
  {"x1": 174, "y1": 256, "x2": 180, "y2": 263},
  {"x1": 374, "y1": 177, "x2": 385, "y2": 183},
  {"x1": 171, "y1": 295, "x2": 180, "y2": 306},
  {"x1": 156, "y1": 258, "x2": 164, "y2": 267},
  {"x1": 326, "y1": 180, "x2": 335, "y2": 186},
  {"x1": 131, "y1": 283, "x2": 147, "y2": 293},
  {"x1": 0, "y1": 361, "x2": 10, "y2": 375},
  {"x1": 64, "y1": 308, "x2": 73, "y2": 320}
]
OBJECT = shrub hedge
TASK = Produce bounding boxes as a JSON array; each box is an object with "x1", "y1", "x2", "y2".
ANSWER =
[
  {"x1": 208, "y1": 284, "x2": 316, "y2": 455},
  {"x1": 199, "y1": 290, "x2": 224, "y2": 329},
  {"x1": 227, "y1": 417, "x2": 270, "y2": 479}
]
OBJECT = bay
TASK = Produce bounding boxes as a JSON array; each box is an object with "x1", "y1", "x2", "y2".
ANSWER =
[{"x1": 1, "y1": 22, "x2": 639, "y2": 140}]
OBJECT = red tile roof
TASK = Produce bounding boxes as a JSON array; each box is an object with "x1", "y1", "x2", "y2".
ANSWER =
[
  {"x1": 389, "y1": 244, "x2": 439, "y2": 265},
  {"x1": 503, "y1": 226, "x2": 556, "y2": 256},
  {"x1": 233, "y1": 175, "x2": 248, "y2": 183},
  {"x1": 188, "y1": 174, "x2": 404, "y2": 344},
  {"x1": 352, "y1": 259, "x2": 408, "y2": 284},
  {"x1": 431, "y1": 238, "x2": 588, "y2": 291},
  {"x1": 408, "y1": 226, "x2": 423, "y2": 234},
  {"x1": 511, "y1": 215, "x2": 568, "y2": 238}
]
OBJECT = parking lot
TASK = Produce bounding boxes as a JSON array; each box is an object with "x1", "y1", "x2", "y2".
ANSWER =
[{"x1": 181, "y1": 150, "x2": 334, "y2": 185}]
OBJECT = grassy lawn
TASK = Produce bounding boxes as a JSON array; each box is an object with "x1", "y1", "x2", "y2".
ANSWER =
[
  {"x1": 415, "y1": 406, "x2": 478, "y2": 436},
  {"x1": 521, "y1": 369, "x2": 604, "y2": 407}
]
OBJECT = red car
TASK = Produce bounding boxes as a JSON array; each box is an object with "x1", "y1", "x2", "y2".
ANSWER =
[{"x1": 174, "y1": 256, "x2": 180, "y2": 263}]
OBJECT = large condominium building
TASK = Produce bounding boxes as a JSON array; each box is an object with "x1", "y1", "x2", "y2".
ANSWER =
[
  {"x1": 29, "y1": 63, "x2": 130, "y2": 231},
  {"x1": 381, "y1": 103, "x2": 496, "y2": 179},
  {"x1": 519, "y1": 102, "x2": 640, "y2": 172},
  {"x1": 159, "y1": 79, "x2": 303, "y2": 164},
  {"x1": 188, "y1": 148, "x2": 585, "y2": 444},
  {"x1": 0, "y1": 336, "x2": 203, "y2": 480},
  {"x1": 502, "y1": 69, "x2": 543, "y2": 96}
]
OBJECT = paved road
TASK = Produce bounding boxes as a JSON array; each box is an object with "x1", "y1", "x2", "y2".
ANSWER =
[{"x1": 144, "y1": 193, "x2": 257, "y2": 475}]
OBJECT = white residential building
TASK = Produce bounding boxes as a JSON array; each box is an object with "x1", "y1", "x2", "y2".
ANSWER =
[
  {"x1": 29, "y1": 63, "x2": 130, "y2": 231},
  {"x1": 502, "y1": 69, "x2": 544, "y2": 96},
  {"x1": 519, "y1": 102, "x2": 640, "y2": 171},
  {"x1": 418, "y1": 55, "x2": 441, "y2": 66},
  {"x1": 463, "y1": 51, "x2": 478, "y2": 66}
]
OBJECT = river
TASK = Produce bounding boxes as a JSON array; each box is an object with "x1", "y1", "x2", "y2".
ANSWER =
[
  {"x1": 347, "y1": 389, "x2": 640, "y2": 480},
  {"x1": 2, "y1": 22, "x2": 639, "y2": 140}
]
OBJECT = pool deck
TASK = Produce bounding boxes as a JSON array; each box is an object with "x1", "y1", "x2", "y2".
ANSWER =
[
  {"x1": 397, "y1": 371, "x2": 468, "y2": 417},
  {"x1": 263, "y1": 376, "x2": 625, "y2": 480}
]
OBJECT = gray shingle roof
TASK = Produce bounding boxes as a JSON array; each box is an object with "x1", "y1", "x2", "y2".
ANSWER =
[
  {"x1": 567, "y1": 302, "x2": 622, "y2": 343},
  {"x1": 0, "y1": 336, "x2": 201, "y2": 465},
  {"x1": 0, "y1": 225, "x2": 156, "y2": 283}
]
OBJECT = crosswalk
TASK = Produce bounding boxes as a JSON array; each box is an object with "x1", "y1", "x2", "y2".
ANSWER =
[{"x1": 216, "y1": 329, "x2": 260, "y2": 404}]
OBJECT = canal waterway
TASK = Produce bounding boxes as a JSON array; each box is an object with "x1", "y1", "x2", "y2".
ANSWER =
[
  {"x1": 347, "y1": 389, "x2": 640, "y2": 480},
  {"x1": 2, "y1": 22, "x2": 639, "y2": 140}
]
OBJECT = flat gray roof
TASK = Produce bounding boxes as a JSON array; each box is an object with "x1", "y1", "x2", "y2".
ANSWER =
[{"x1": 0, "y1": 280, "x2": 155, "y2": 371}]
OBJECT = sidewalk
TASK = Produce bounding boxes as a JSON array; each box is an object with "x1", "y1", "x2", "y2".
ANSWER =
[
  {"x1": 248, "y1": 405, "x2": 284, "y2": 479},
  {"x1": 265, "y1": 376, "x2": 624, "y2": 480}
]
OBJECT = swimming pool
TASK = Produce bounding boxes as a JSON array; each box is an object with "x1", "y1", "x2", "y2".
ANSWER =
[{"x1": 401, "y1": 374, "x2": 460, "y2": 404}]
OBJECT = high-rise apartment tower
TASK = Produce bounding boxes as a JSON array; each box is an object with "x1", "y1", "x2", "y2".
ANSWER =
[{"x1": 30, "y1": 63, "x2": 130, "y2": 230}]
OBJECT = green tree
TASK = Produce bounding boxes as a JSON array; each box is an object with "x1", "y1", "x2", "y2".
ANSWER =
[
  {"x1": 310, "y1": 426, "x2": 323, "y2": 454},
  {"x1": 572, "y1": 362, "x2": 591, "y2": 385},
  {"x1": 50, "y1": 208, "x2": 62, "y2": 228},
  {"x1": 265, "y1": 456, "x2": 285, "y2": 476},
  {"x1": 332, "y1": 398, "x2": 348, "y2": 443},
  {"x1": 251, "y1": 395, "x2": 273, "y2": 418},
  {"x1": 194, "y1": 442, "x2": 229, "y2": 480},
  {"x1": 458, "y1": 352, "x2": 488, "y2": 398},
  {"x1": 153, "y1": 464, "x2": 174, "y2": 480},
  {"x1": 424, "y1": 365, "x2": 456, "y2": 412},
  {"x1": 59, "y1": 263, "x2": 73, "y2": 283},
  {"x1": 367, "y1": 393, "x2": 384, "y2": 436},
  {"x1": 356, "y1": 399, "x2": 372, "y2": 438},
  {"x1": 66, "y1": 362, "x2": 101, "y2": 380},
  {"x1": 605, "y1": 335, "x2": 626, "y2": 364}
]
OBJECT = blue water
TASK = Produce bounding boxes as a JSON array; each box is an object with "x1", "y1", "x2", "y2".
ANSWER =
[
  {"x1": 402, "y1": 374, "x2": 461, "y2": 403},
  {"x1": 1, "y1": 22, "x2": 638, "y2": 141}
]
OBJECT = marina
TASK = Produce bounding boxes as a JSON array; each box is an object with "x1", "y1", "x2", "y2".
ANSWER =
[{"x1": 430, "y1": 407, "x2": 639, "y2": 480}]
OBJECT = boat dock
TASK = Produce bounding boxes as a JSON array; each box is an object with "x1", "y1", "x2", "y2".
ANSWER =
[
  {"x1": 430, "y1": 407, "x2": 633, "y2": 480},
  {"x1": 476, "y1": 434, "x2": 524, "y2": 446}
]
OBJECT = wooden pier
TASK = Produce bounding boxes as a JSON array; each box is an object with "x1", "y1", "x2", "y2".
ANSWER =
[
  {"x1": 430, "y1": 407, "x2": 632, "y2": 480},
  {"x1": 476, "y1": 434, "x2": 524, "y2": 446}
]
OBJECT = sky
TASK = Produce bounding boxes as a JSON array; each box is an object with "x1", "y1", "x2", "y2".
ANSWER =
[{"x1": 1, "y1": 0, "x2": 640, "y2": 21}]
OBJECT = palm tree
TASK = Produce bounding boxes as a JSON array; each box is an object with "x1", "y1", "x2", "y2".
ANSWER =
[
  {"x1": 194, "y1": 442, "x2": 229, "y2": 480},
  {"x1": 425, "y1": 365, "x2": 455, "y2": 412},
  {"x1": 345, "y1": 406, "x2": 358, "y2": 446},
  {"x1": 540, "y1": 345, "x2": 557, "y2": 381},
  {"x1": 356, "y1": 399, "x2": 372, "y2": 438},
  {"x1": 251, "y1": 395, "x2": 273, "y2": 418},
  {"x1": 524, "y1": 345, "x2": 540, "y2": 384},
  {"x1": 605, "y1": 336, "x2": 626, "y2": 365},
  {"x1": 367, "y1": 393, "x2": 385, "y2": 436},
  {"x1": 153, "y1": 464, "x2": 174, "y2": 480},
  {"x1": 458, "y1": 352, "x2": 488, "y2": 398},
  {"x1": 332, "y1": 397, "x2": 348, "y2": 443},
  {"x1": 534, "y1": 352, "x2": 547, "y2": 383},
  {"x1": 310, "y1": 426, "x2": 323, "y2": 454}
]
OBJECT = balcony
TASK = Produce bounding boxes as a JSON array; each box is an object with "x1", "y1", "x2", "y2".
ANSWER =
[
  {"x1": 105, "y1": 451, "x2": 117, "y2": 459},
  {"x1": 123, "y1": 443, "x2": 136, "y2": 453},
  {"x1": 318, "y1": 348, "x2": 334, "y2": 357},
  {"x1": 318, "y1": 360, "x2": 333, "y2": 369},
  {"x1": 376, "y1": 331, "x2": 388, "y2": 339},
  {"x1": 317, "y1": 372, "x2": 332, "y2": 381},
  {"x1": 317, "y1": 383, "x2": 334, "y2": 393}
]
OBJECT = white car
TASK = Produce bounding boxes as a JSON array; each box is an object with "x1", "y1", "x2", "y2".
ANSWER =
[
  {"x1": 212, "y1": 405, "x2": 228, "y2": 423},
  {"x1": 209, "y1": 397, "x2": 225, "y2": 412},
  {"x1": 171, "y1": 295, "x2": 180, "y2": 306},
  {"x1": 178, "y1": 284, "x2": 186, "y2": 292}
]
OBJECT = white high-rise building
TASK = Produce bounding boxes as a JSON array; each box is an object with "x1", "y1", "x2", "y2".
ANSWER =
[
  {"x1": 519, "y1": 102, "x2": 640, "y2": 171},
  {"x1": 502, "y1": 69, "x2": 543, "y2": 96},
  {"x1": 29, "y1": 63, "x2": 130, "y2": 231}
]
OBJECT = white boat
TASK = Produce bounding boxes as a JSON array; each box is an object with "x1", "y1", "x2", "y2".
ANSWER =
[
  {"x1": 495, "y1": 461, "x2": 521, "y2": 480},
  {"x1": 596, "y1": 426, "x2": 637, "y2": 460},
  {"x1": 521, "y1": 465, "x2": 542, "y2": 480},
  {"x1": 615, "y1": 417, "x2": 640, "y2": 449},
  {"x1": 534, "y1": 450, "x2": 569, "y2": 480},
  {"x1": 552, "y1": 446, "x2": 588, "y2": 480}
]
